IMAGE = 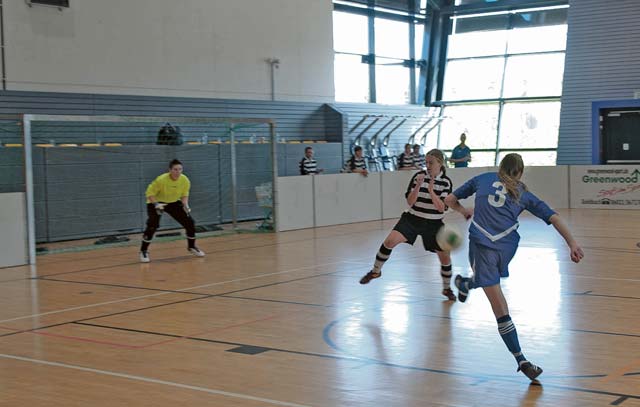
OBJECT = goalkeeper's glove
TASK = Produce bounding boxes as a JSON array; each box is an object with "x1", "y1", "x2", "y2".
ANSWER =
[{"x1": 154, "y1": 202, "x2": 166, "y2": 215}]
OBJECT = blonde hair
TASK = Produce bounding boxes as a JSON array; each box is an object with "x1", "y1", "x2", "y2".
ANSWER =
[
  {"x1": 426, "y1": 149, "x2": 446, "y2": 175},
  {"x1": 498, "y1": 153, "x2": 526, "y2": 201}
]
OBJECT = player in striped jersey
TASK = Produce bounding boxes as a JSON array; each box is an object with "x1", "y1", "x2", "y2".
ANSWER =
[
  {"x1": 342, "y1": 146, "x2": 368, "y2": 176},
  {"x1": 444, "y1": 153, "x2": 584, "y2": 380},
  {"x1": 299, "y1": 146, "x2": 323, "y2": 175},
  {"x1": 397, "y1": 144, "x2": 416, "y2": 170},
  {"x1": 359, "y1": 149, "x2": 469, "y2": 301}
]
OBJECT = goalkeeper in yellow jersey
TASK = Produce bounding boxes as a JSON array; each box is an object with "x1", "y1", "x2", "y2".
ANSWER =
[{"x1": 140, "y1": 159, "x2": 205, "y2": 262}]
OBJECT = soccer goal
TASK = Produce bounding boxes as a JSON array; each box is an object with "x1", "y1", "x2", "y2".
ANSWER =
[{"x1": 15, "y1": 114, "x2": 277, "y2": 264}]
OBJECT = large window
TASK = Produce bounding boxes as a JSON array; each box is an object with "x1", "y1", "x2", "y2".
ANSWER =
[
  {"x1": 334, "y1": 53, "x2": 370, "y2": 103},
  {"x1": 440, "y1": 6, "x2": 568, "y2": 166},
  {"x1": 332, "y1": 5, "x2": 426, "y2": 104}
]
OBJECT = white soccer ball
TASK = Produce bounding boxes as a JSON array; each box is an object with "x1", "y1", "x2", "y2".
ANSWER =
[{"x1": 436, "y1": 224, "x2": 463, "y2": 252}]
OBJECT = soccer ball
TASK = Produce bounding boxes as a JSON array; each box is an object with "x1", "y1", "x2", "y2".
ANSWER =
[{"x1": 436, "y1": 224, "x2": 463, "y2": 252}]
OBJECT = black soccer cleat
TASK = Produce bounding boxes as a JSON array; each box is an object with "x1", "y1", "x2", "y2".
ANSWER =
[
  {"x1": 518, "y1": 361, "x2": 543, "y2": 381},
  {"x1": 359, "y1": 270, "x2": 381, "y2": 284}
]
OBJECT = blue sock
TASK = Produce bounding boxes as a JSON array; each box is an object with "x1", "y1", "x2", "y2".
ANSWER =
[{"x1": 497, "y1": 315, "x2": 526, "y2": 366}]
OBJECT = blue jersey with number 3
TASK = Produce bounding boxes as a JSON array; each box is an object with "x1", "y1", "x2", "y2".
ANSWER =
[{"x1": 453, "y1": 172, "x2": 556, "y2": 251}]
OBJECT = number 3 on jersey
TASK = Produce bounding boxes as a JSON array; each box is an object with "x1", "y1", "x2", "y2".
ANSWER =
[{"x1": 489, "y1": 181, "x2": 507, "y2": 207}]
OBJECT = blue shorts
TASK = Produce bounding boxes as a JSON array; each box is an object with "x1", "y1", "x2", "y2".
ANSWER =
[{"x1": 468, "y1": 240, "x2": 517, "y2": 288}]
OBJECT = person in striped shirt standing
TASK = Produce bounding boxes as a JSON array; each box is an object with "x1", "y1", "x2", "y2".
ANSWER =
[
  {"x1": 139, "y1": 159, "x2": 205, "y2": 263},
  {"x1": 299, "y1": 146, "x2": 323, "y2": 175},
  {"x1": 359, "y1": 149, "x2": 469, "y2": 301},
  {"x1": 342, "y1": 146, "x2": 368, "y2": 176}
]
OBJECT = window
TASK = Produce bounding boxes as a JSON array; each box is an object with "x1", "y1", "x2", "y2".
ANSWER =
[
  {"x1": 447, "y1": 30, "x2": 508, "y2": 59},
  {"x1": 502, "y1": 54, "x2": 565, "y2": 98},
  {"x1": 465, "y1": 151, "x2": 497, "y2": 167},
  {"x1": 376, "y1": 58, "x2": 410, "y2": 104},
  {"x1": 440, "y1": 104, "x2": 499, "y2": 150},
  {"x1": 333, "y1": 3, "x2": 425, "y2": 104},
  {"x1": 333, "y1": 12, "x2": 369, "y2": 54},
  {"x1": 507, "y1": 25, "x2": 567, "y2": 53},
  {"x1": 439, "y1": 5, "x2": 568, "y2": 166},
  {"x1": 499, "y1": 102, "x2": 561, "y2": 149},
  {"x1": 443, "y1": 58, "x2": 505, "y2": 100},
  {"x1": 334, "y1": 54, "x2": 370, "y2": 103},
  {"x1": 375, "y1": 18, "x2": 410, "y2": 59}
]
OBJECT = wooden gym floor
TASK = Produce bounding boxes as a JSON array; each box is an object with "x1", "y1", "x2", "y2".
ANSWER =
[{"x1": 0, "y1": 209, "x2": 638, "y2": 406}]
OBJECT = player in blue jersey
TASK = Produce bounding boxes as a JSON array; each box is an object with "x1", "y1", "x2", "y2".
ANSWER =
[{"x1": 444, "y1": 153, "x2": 584, "y2": 381}]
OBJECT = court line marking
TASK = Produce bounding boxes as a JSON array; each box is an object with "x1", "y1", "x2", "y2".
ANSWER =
[
  {"x1": 565, "y1": 275, "x2": 640, "y2": 283},
  {"x1": 70, "y1": 320, "x2": 640, "y2": 402},
  {"x1": 321, "y1": 319, "x2": 640, "y2": 402},
  {"x1": 0, "y1": 353, "x2": 310, "y2": 407},
  {"x1": 28, "y1": 314, "x2": 281, "y2": 350},
  {"x1": 32, "y1": 224, "x2": 389, "y2": 279},
  {"x1": 36, "y1": 277, "x2": 211, "y2": 296},
  {"x1": 0, "y1": 261, "x2": 349, "y2": 324},
  {"x1": 598, "y1": 359, "x2": 640, "y2": 384}
]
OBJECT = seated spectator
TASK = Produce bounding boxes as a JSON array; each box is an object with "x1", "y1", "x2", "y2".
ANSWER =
[
  {"x1": 299, "y1": 146, "x2": 323, "y2": 175},
  {"x1": 397, "y1": 143, "x2": 416, "y2": 171},
  {"x1": 342, "y1": 146, "x2": 368, "y2": 176},
  {"x1": 412, "y1": 144, "x2": 426, "y2": 169}
]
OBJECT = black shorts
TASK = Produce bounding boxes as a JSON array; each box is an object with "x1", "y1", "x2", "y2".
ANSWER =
[{"x1": 393, "y1": 212, "x2": 444, "y2": 252}]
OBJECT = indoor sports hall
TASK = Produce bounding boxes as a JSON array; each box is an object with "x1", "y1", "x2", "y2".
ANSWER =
[{"x1": 0, "y1": 1, "x2": 638, "y2": 406}]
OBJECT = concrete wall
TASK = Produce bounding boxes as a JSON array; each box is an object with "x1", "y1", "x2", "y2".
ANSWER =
[
  {"x1": 4, "y1": 0, "x2": 335, "y2": 102},
  {"x1": 277, "y1": 166, "x2": 573, "y2": 231}
]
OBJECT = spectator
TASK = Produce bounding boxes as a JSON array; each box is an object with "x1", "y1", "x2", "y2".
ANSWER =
[
  {"x1": 397, "y1": 143, "x2": 416, "y2": 171},
  {"x1": 343, "y1": 146, "x2": 368, "y2": 176},
  {"x1": 299, "y1": 146, "x2": 323, "y2": 175},
  {"x1": 412, "y1": 144, "x2": 426, "y2": 169},
  {"x1": 450, "y1": 133, "x2": 472, "y2": 168}
]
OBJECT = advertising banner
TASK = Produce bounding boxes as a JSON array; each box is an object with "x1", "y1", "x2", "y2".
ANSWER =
[{"x1": 570, "y1": 166, "x2": 640, "y2": 209}]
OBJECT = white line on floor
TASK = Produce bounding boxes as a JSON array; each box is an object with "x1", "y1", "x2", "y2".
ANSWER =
[
  {"x1": 0, "y1": 353, "x2": 310, "y2": 407},
  {"x1": 0, "y1": 261, "x2": 349, "y2": 324}
]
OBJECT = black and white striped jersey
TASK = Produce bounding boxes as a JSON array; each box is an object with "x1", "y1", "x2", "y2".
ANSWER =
[
  {"x1": 343, "y1": 155, "x2": 367, "y2": 172},
  {"x1": 299, "y1": 157, "x2": 318, "y2": 175},
  {"x1": 397, "y1": 152, "x2": 415, "y2": 169},
  {"x1": 413, "y1": 154, "x2": 426, "y2": 169},
  {"x1": 404, "y1": 170, "x2": 452, "y2": 220}
]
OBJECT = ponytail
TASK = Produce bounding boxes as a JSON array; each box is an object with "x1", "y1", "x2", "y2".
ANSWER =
[{"x1": 498, "y1": 153, "x2": 526, "y2": 201}]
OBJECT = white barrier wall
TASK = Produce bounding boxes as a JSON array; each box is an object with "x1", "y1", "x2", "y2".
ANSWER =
[
  {"x1": 445, "y1": 167, "x2": 492, "y2": 207},
  {"x1": 4, "y1": 0, "x2": 334, "y2": 102},
  {"x1": 276, "y1": 176, "x2": 315, "y2": 231},
  {"x1": 522, "y1": 165, "x2": 570, "y2": 210},
  {"x1": 313, "y1": 173, "x2": 382, "y2": 227},
  {"x1": 381, "y1": 171, "x2": 415, "y2": 219},
  {"x1": 0, "y1": 193, "x2": 28, "y2": 268},
  {"x1": 276, "y1": 166, "x2": 623, "y2": 231}
]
